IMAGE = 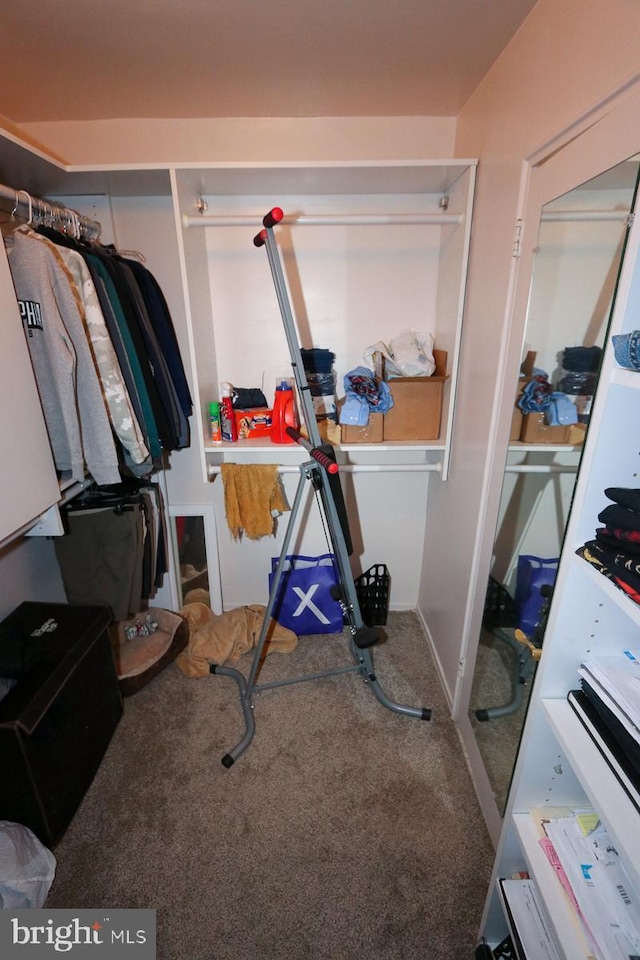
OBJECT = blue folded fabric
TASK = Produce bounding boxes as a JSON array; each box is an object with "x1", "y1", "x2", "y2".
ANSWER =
[
  {"x1": 339, "y1": 367, "x2": 394, "y2": 425},
  {"x1": 517, "y1": 376, "x2": 553, "y2": 413},
  {"x1": 612, "y1": 331, "x2": 640, "y2": 371},
  {"x1": 546, "y1": 392, "x2": 578, "y2": 426}
]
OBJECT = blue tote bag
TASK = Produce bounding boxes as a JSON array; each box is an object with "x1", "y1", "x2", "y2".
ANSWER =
[
  {"x1": 269, "y1": 554, "x2": 344, "y2": 634},
  {"x1": 515, "y1": 555, "x2": 558, "y2": 636}
]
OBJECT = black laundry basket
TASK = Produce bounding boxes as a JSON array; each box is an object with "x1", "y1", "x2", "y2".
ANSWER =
[
  {"x1": 482, "y1": 575, "x2": 519, "y2": 632},
  {"x1": 355, "y1": 564, "x2": 390, "y2": 626}
]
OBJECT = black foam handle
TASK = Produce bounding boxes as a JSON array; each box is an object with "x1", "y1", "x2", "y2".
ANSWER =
[
  {"x1": 263, "y1": 207, "x2": 284, "y2": 228},
  {"x1": 253, "y1": 229, "x2": 267, "y2": 247}
]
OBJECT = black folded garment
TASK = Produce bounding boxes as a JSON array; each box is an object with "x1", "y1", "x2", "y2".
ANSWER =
[
  {"x1": 596, "y1": 528, "x2": 640, "y2": 556},
  {"x1": 604, "y1": 487, "x2": 640, "y2": 513},
  {"x1": 232, "y1": 387, "x2": 268, "y2": 410},
  {"x1": 561, "y1": 345, "x2": 602, "y2": 373},
  {"x1": 598, "y1": 502, "x2": 640, "y2": 532},
  {"x1": 578, "y1": 539, "x2": 640, "y2": 602}
]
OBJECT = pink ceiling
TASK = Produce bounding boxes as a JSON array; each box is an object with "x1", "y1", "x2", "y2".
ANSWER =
[{"x1": 0, "y1": 0, "x2": 537, "y2": 123}]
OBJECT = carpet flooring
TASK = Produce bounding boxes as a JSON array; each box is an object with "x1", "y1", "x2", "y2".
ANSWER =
[{"x1": 45, "y1": 611, "x2": 494, "y2": 959}]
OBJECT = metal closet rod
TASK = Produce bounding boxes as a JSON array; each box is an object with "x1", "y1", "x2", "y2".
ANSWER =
[
  {"x1": 208, "y1": 462, "x2": 440, "y2": 477},
  {"x1": 0, "y1": 182, "x2": 102, "y2": 240},
  {"x1": 183, "y1": 211, "x2": 463, "y2": 228},
  {"x1": 541, "y1": 210, "x2": 631, "y2": 222},
  {"x1": 505, "y1": 464, "x2": 577, "y2": 474}
]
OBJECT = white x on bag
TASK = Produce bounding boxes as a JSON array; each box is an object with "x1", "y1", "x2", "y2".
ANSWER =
[{"x1": 291, "y1": 583, "x2": 330, "y2": 624}]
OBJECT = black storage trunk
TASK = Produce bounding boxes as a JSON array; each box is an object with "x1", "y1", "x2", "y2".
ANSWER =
[{"x1": 0, "y1": 602, "x2": 122, "y2": 847}]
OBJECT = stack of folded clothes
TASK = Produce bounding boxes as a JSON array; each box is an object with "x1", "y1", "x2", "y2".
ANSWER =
[{"x1": 576, "y1": 487, "x2": 640, "y2": 604}]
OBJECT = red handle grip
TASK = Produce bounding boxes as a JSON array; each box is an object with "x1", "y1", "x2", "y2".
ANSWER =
[
  {"x1": 286, "y1": 427, "x2": 339, "y2": 474},
  {"x1": 311, "y1": 448, "x2": 339, "y2": 475},
  {"x1": 263, "y1": 207, "x2": 284, "y2": 228}
]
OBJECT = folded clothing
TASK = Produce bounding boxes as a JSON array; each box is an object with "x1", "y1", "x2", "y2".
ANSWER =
[
  {"x1": 598, "y1": 502, "x2": 640, "y2": 532},
  {"x1": 604, "y1": 486, "x2": 640, "y2": 512},
  {"x1": 596, "y1": 528, "x2": 640, "y2": 555},
  {"x1": 339, "y1": 366, "x2": 393, "y2": 426},
  {"x1": 577, "y1": 540, "x2": 640, "y2": 604}
]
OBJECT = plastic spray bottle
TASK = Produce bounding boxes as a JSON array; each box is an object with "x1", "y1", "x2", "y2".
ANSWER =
[
  {"x1": 209, "y1": 402, "x2": 222, "y2": 443},
  {"x1": 219, "y1": 382, "x2": 238, "y2": 442}
]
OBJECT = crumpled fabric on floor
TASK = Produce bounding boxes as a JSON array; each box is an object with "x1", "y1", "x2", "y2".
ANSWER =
[{"x1": 175, "y1": 601, "x2": 298, "y2": 677}]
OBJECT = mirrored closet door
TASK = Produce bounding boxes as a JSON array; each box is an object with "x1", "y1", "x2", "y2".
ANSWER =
[{"x1": 468, "y1": 154, "x2": 640, "y2": 815}]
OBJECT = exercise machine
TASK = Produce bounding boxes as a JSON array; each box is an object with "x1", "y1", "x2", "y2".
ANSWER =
[{"x1": 211, "y1": 207, "x2": 431, "y2": 766}]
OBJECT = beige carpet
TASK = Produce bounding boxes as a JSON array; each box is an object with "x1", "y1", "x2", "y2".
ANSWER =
[{"x1": 45, "y1": 611, "x2": 493, "y2": 960}]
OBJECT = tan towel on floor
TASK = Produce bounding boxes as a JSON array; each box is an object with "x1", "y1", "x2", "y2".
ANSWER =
[
  {"x1": 175, "y1": 602, "x2": 298, "y2": 677},
  {"x1": 221, "y1": 463, "x2": 289, "y2": 540}
]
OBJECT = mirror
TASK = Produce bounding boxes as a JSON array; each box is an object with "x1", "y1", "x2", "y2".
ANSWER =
[
  {"x1": 174, "y1": 514, "x2": 210, "y2": 605},
  {"x1": 468, "y1": 154, "x2": 640, "y2": 814}
]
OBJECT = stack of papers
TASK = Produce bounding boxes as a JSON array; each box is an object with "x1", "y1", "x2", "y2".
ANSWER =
[
  {"x1": 533, "y1": 807, "x2": 640, "y2": 960},
  {"x1": 498, "y1": 878, "x2": 561, "y2": 960}
]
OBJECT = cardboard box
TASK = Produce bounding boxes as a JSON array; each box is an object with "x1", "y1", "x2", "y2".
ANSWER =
[
  {"x1": 0, "y1": 602, "x2": 122, "y2": 846},
  {"x1": 339, "y1": 399, "x2": 384, "y2": 444},
  {"x1": 511, "y1": 354, "x2": 537, "y2": 441},
  {"x1": 382, "y1": 350, "x2": 448, "y2": 441},
  {"x1": 510, "y1": 407, "x2": 523, "y2": 442},
  {"x1": 519, "y1": 412, "x2": 571, "y2": 444}
]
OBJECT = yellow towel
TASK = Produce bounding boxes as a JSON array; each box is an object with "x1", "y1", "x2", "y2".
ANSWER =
[{"x1": 221, "y1": 463, "x2": 290, "y2": 540}]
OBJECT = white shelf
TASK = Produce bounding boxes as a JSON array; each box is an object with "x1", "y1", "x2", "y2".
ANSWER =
[
  {"x1": 574, "y1": 554, "x2": 640, "y2": 630},
  {"x1": 611, "y1": 366, "x2": 640, "y2": 388},
  {"x1": 175, "y1": 159, "x2": 477, "y2": 199},
  {"x1": 512, "y1": 813, "x2": 590, "y2": 960},
  {"x1": 542, "y1": 698, "x2": 640, "y2": 894}
]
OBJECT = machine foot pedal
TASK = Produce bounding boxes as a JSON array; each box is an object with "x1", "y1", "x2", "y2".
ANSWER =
[{"x1": 354, "y1": 626, "x2": 379, "y2": 649}]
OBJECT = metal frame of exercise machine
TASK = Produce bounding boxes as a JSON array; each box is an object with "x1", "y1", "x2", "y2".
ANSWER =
[{"x1": 211, "y1": 207, "x2": 431, "y2": 767}]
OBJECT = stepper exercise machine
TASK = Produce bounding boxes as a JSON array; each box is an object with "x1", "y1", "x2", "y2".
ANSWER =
[{"x1": 211, "y1": 207, "x2": 431, "y2": 766}]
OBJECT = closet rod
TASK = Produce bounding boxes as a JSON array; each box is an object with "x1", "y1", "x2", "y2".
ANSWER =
[
  {"x1": 208, "y1": 462, "x2": 440, "y2": 478},
  {"x1": 183, "y1": 212, "x2": 462, "y2": 228},
  {"x1": 541, "y1": 210, "x2": 630, "y2": 223},
  {"x1": 505, "y1": 464, "x2": 577, "y2": 474},
  {"x1": 0, "y1": 182, "x2": 101, "y2": 240}
]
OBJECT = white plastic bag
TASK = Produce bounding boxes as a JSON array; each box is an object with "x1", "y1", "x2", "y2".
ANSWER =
[
  {"x1": 0, "y1": 820, "x2": 56, "y2": 909},
  {"x1": 364, "y1": 329, "x2": 435, "y2": 378}
]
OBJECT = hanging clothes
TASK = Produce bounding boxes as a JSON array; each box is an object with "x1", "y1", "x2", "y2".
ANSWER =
[
  {"x1": 4, "y1": 203, "x2": 189, "y2": 622},
  {"x1": 4, "y1": 221, "x2": 192, "y2": 482},
  {"x1": 42, "y1": 238, "x2": 152, "y2": 473},
  {"x1": 54, "y1": 480, "x2": 169, "y2": 621},
  {"x1": 5, "y1": 228, "x2": 121, "y2": 485}
]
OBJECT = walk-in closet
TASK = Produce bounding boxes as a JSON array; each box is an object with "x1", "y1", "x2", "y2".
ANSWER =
[{"x1": 1, "y1": 2, "x2": 640, "y2": 958}]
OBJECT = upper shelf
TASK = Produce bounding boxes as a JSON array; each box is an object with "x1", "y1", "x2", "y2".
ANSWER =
[
  {"x1": 0, "y1": 125, "x2": 477, "y2": 202},
  {"x1": 174, "y1": 159, "x2": 478, "y2": 200}
]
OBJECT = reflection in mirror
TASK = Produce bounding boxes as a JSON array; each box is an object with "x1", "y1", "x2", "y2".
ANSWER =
[
  {"x1": 174, "y1": 515, "x2": 210, "y2": 606},
  {"x1": 469, "y1": 154, "x2": 640, "y2": 814}
]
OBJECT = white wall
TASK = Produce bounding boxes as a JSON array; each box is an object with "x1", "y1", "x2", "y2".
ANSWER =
[
  {"x1": 19, "y1": 116, "x2": 456, "y2": 166},
  {"x1": 0, "y1": 537, "x2": 66, "y2": 621},
  {"x1": 426, "y1": 0, "x2": 640, "y2": 709}
]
